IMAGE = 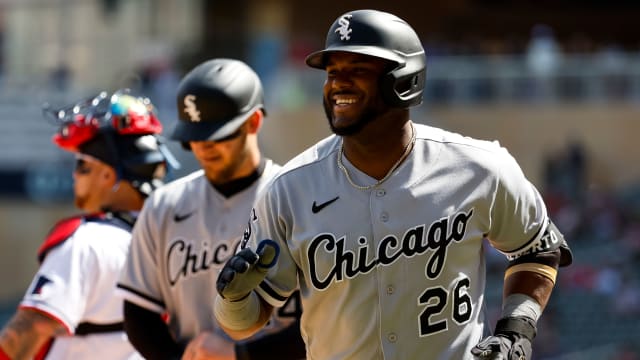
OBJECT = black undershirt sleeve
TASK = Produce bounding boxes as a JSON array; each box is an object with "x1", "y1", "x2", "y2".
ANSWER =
[{"x1": 123, "y1": 300, "x2": 184, "y2": 360}]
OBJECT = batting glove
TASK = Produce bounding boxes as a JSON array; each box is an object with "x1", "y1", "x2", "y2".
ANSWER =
[
  {"x1": 216, "y1": 240, "x2": 280, "y2": 302},
  {"x1": 471, "y1": 316, "x2": 536, "y2": 360}
]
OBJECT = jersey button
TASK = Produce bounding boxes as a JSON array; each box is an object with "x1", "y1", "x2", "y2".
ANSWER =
[
  {"x1": 380, "y1": 212, "x2": 389, "y2": 222},
  {"x1": 387, "y1": 333, "x2": 397, "y2": 343},
  {"x1": 376, "y1": 189, "x2": 386, "y2": 197},
  {"x1": 386, "y1": 285, "x2": 394, "y2": 294}
]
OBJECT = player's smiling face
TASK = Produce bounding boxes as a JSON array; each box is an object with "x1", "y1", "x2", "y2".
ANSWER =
[{"x1": 322, "y1": 52, "x2": 390, "y2": 136}]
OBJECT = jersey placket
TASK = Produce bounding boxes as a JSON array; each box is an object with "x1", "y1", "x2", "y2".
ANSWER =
[{"x1": 369, "y1": 185, "x2": 407, "y2": 359}]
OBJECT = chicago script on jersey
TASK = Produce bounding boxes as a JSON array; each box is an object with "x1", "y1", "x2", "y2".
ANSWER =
[
  {"x1": 308, "y1": 208, "x2": 474, "y2": 290},
  {"x1": 166, "y1": 238, "x2": 241, "y2": 286}
]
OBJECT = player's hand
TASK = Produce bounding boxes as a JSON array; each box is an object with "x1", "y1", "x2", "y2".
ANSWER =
[
  {"x1": 181, "y1": 331, "x2": 234, "y2": 360},
  {"x1": 216, "y1": 240, "x2": 279, "y2": 302},
  {"x1": 471, "y1": 316, "x2": 536, "y2": 360}
]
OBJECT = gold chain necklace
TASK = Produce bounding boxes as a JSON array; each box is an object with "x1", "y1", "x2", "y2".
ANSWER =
[{"x1": 337, "y1": 124, "x2": 416, "y2": 191}]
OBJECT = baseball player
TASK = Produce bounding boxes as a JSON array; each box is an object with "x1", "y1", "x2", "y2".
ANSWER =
[
  {"x1": 0, "y1": 89, "x2": 178, "y2": 360},
  {"x1": 117, "y1": 58, "x2": 305, "y2": 360},
  {"x1": 214, "y1": 9, "x2": 573, "y2": 360}
]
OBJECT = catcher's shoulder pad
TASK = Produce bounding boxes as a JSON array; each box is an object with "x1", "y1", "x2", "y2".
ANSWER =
[{"x1": 37, "y1": 213, "x2": 104, "y2": 263}]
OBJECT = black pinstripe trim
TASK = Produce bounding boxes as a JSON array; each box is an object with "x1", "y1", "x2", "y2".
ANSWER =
[
  {"x1": 116, "y1": 283, "x2": 166, "y2": 308},
  {"x1": 258, "y1": 282, "x2": 288, "y2": 302}
]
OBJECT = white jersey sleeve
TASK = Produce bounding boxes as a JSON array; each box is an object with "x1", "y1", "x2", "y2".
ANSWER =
[
  {"x1": 20, "y1": 215, "x2": 142, "y2": 360},
  {"x1": 21, "y1": 230, "x2": 95, "y2": 333},
  {"x1": 250, "y1": 138, "x2": 339, "y2": 307},
  {"x1": 22, "y1": 221, "x2": 134, "y2": 331},
  {"x1": 250, "y1": 185, "x2": 299, "y2": 307},
  {"x1": 117, "y1": 197, "x2": 166, "y2": 313},
  {"x1": 485, "y1": 144, "x2": 549, "y2": 258}
]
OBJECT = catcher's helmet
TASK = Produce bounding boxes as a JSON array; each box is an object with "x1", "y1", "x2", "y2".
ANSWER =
[
  {"x1": 170, "y1": 58, "x2": 265, "y2": 145},
  {"x1": 45, "y1": 89, "x2": 180, "y2": 196},
  {"x1": 306, "y1": 9, "x2": 426, "y2": 108}
]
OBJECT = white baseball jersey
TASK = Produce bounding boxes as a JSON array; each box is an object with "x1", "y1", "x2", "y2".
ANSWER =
[
  {"x1": 245, "y1": 124, "x2": 554, "y2": 360},
  {"x1": 117, "y1": 159, "x2": 297, "y2": 345},
  {"x1": 21, "y1": 214, "x2": 142, "y2": 360}
]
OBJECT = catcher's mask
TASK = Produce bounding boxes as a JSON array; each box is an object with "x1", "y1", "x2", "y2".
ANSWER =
[{"x1": 44, "y1": 89, "x2": 180, "y2": 196}]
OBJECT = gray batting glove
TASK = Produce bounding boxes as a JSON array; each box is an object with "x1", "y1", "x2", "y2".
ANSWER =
[
  {"x1": 216, "y1": 240, "x2": 280, "y2": 302},
  {"x1": 471, "y1": 316, "x2": 536, "y2": 360}
]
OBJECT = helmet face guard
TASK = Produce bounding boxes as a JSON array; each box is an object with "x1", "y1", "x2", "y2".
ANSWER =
[
  {"x1": 53, "y1": 113, "x2": 101, "y2": 152},
  {"x1": 305, "y1": 10, "x2": 426, "y2": 108},
  {"x1": 47, "y1": 90, "x2": 163, "y2": 152},
  {"x1": 44, "y1": 89, "x2": 179, "y2": 196}
]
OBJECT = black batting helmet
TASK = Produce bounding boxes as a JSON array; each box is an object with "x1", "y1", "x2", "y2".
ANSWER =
[
  {"x1": 170, "y1": 58, "x2": 265, "y2": 145},
  {"x1": 45, "y1": 89, "x2": 180, "y2": 196},
  {"x1": 306, "y1": 9, "x2": 426, "y2": 108}
]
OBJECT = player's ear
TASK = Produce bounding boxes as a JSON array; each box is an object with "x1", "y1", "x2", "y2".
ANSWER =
[
  {"x1": 99, "y1": 165, "x2": 117, "y2": 185},
  {"x1": 246, "y1": 109, "x2": 263, "y2": 134}
]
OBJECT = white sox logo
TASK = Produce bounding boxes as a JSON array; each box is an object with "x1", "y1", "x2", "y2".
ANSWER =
[
  {"x1": 183, "y1": 94, "x2": 201, "y2": 122},
  {"x1": 335, "y1": 14, "x2": 353, "y2": 41},
  {"x1": 308, "y1": 208, "x2": 474, "y2": 290}
]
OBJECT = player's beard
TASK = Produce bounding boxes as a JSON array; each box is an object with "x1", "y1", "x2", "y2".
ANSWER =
[{"x1": 323, "y1": 94, "x2": 389, "y2": 136}]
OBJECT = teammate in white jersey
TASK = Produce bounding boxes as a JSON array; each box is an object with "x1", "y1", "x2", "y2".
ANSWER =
[
  {"x1": 118, "y1": 58, "x2": 305, "y2": 360},
  {"x1": 214, "y1": 9, "x2": 573, "y2": 360},
  {"x1": 0, "y1": 90, "x2": 177, "y2": 360}
]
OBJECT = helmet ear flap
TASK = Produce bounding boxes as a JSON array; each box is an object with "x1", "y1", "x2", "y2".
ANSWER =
[{"x1": 380, "y1": 58, "x2": 426, "y2": 108}]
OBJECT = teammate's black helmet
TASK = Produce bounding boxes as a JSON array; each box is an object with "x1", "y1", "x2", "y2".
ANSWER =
[
  {"x1": 170, "y1": 58, "x2": 266, "y2": 144},
  {"x1": 46, "y1": 89, "x2": 180, "y2": 196},
  {"x1": 306, "y1": 9, "x2": 426, "y2": 108}
]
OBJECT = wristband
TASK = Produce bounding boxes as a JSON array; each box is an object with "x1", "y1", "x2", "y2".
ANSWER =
[
  {"x1": 214, "y1": 292, "x2": 261, "y2": 331},
  {"x1": 495, "y1": 316, "x2": 537, "y2": 341},
  {"x1": 501, "y1": 293, "x2": 542, "y2": 322}
]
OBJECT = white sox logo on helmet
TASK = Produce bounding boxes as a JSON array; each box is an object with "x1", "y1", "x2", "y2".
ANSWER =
[
  {"x1": 335, "y1": 14, "x2": 353, "y2": 41},
  {"x1": 183, "y1": 94, "x2": 201, "y2": 122}
]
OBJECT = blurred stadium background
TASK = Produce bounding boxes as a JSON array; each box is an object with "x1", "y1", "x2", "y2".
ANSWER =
[{"x1": 0, "y1": 1, "x2": 639, "y2": 359}]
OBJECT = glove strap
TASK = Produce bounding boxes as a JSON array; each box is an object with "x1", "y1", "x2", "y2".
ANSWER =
[{"x1": 495, "y1": 316, "x2": 537, "y2": 341}]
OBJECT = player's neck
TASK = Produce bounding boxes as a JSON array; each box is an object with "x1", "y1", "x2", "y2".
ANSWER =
[
  {"x1": 101, "y1": 182, "x2": 145, "y2": 212},
  {"x1": 213, "y1": 157, "x2": 266, "y2": 198},
  {"x1": 341, "y1": 120, "x2": 414, "y2": 180}
]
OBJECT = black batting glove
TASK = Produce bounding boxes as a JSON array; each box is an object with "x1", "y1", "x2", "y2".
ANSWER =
[
  {"x1": 216, "y1": 240, "x2": 280, "y2": 302},
  {"x1": 471, "y1": 316, "x2": 537, "y2": 360}
]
